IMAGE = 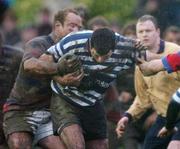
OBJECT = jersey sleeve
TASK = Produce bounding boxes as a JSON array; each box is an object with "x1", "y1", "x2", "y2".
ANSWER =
[
  {"x1": 46, "y1": 40, "x2": 65, "y2": 62},
  {"x1": 23, "y1": 40, "x2": 45, "y2": 62},
  {"x1": 162, "y1": 52, "x2": 180, "y2": 73}
]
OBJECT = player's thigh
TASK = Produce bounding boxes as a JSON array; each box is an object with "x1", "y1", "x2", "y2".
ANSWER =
[
  {"x1": 38, "y1": 135, "x2": 66, "y2": 149},
  {"x1": 8, "y1": 132, "x2": 32, "y2": 149},
  {"x1": 61, "y1": 124, "x2": 85, "y2": 149}
]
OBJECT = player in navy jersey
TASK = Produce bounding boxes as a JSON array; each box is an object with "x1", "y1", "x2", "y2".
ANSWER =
[{"x1": 33, "y1": 28, "x2": 145, "y2": 148}]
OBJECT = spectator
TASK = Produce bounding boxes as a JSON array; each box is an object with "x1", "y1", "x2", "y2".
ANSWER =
[
  {"x1": 110, "y1": 20, "x2": 122, "y2": 34},
  {"x1": 16, "y1": 25, "x2": 38, "y2": 50},
  {"x1": 74, "y1": 4, "x2": 90, "y2": 28},
  {"x1": 37, "y1": 8, "x2": 52, "y2": 36},
  {"x1": 163, "y1": 26, "x2": 180, "y2": 44},
  {"x1": 0, "y1": 30, "x2": 23, "y2": 149},
  {"x1": 0, "y1": 0, "x2": 10, "y2": 24},
  {"x1": 87, "y1": 16, "x2": 110, "y2": 30},
  {"x1": 122, "y1": 22, "x2": 136, "y2": 39},
  {"x1": 135, "y1": 0, "x2": 180, "y2": 34},
  {"x1": 1, "y1": 9, "x2": 21, "y2": 45}
]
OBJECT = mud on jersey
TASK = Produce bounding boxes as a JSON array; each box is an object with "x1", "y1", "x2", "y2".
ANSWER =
[{"x1": 4, "y1": 35, "x2": 55, "y2": 111}]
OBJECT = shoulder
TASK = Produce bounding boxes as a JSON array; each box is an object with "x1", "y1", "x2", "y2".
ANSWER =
[
  {"x1": 25, "y1": 36, "x2": 49, "y2": 47},
  {"x1": 28, "y1": 36, "x2": 48, "y2": 43},
  {"x1": 164, "y1": 41, "x2": 180, "y2": 52},
  {"x1": 60, "y1": 30, "x2": 93, "y2": 45}
]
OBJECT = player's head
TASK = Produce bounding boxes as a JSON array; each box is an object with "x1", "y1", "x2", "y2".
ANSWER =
[
  {"x1": 136, "y1": 15, "x2": 160, "y2": 49},
  {"x1": 53, "y1": 8, "x2": 83, "y2": 41},
  {"x1": 90, "y1": 28, "x2": 116, "y2": 63}
]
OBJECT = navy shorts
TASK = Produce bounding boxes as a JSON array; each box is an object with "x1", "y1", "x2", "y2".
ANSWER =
[
  {"x1": 50, "y1": 93, "x2": 107, "y2": 141},
  {"x1": 143, "y1": 115, "x2": 180, "y2": 149}
]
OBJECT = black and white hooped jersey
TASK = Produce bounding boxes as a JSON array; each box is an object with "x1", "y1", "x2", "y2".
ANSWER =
[{"x1": 47, "y1": 30, "x2": 136, "y2": 107}]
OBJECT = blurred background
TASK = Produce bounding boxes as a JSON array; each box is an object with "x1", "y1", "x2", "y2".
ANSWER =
[{"x1": 1, "y1": 0, "x2": 180, "y2": 47}]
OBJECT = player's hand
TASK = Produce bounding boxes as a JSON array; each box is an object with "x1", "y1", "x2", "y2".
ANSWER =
[
  {"x1": 157, "y1": 126, "x2": 178, "y2": 138},
  {"x1": 133, "y1": 40, "x2": 148, "y2": 63},
  {"x1": 116, "y1": 117, "x2": 129, "y2": 138},
  {"x1": 134, "y1": 39, "x2": 148, "y2": 52},
  {"x1": 57, "y1": 53, "x2": 82, "y2": 76},
  {"x1": 54, "y1": 69, "x2": 84, "y2": 86}
]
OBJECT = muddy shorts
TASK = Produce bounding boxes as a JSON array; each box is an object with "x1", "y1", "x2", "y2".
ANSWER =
[
  {"x1": 3, "y1": 110, "x2": 53, "y2": 144},
  {"x1": 51, "y1": 93, "x2": 107, "y2": 141}
]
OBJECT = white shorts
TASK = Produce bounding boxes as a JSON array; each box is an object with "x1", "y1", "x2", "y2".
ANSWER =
[{"x1": 26, "y1": 110, "x2": 53, "y2": 144}]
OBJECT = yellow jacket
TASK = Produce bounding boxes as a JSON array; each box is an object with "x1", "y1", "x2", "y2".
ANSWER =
[{"x1": 127, "y1": 41, "x2": 180, "y2": 120}]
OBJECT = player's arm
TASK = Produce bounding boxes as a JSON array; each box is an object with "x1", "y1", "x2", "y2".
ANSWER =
[
  {"x1": 161, "y1": 52, "x2": 180, "y2": 73},
  {"x1": 22, "y1": 40, "x2": 59, "y2": 75},
  {"x1": 24, "y1": 53, "x2": 58, "y2": 75},
  {"x1": 138, "y1": 52, "x2": 180, "y2": 76},
  {"x1": 138, "y1": 59, "x2": 164, "y2": 76}
]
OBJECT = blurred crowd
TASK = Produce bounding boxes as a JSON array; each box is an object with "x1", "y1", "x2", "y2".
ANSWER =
[
  {"x1": 0, "y1": 0, "x2": 180, "y2": 149},
  {"x1": 0, "y1": 0, "x2": 180, "y2": 50}
]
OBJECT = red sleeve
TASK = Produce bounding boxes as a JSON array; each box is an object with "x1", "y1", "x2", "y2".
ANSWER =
[{"x1": 162, "y1": 52, "x2": 180, "y2": 72}]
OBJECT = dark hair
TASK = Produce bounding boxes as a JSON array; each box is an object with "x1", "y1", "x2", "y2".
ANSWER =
[
  {"x1": 87, "y1": 16, "x2": 110, "y2": 30},
  {"x1": 137, "y1": 15, "x2": 159, "y2": 29},
  {"x1": 91, "y1": 28, "x2": 116, "y2": 55},
  {"x1": 54, "y1": 8, "x2": 80, "y2": 25},
  {"x1": 122, "y1": 22, "x2": 136, "y2": 36},
  {"x1": 73, "y1": 4, "x2": 89, "y2": 22},
  {"x1": 164, "y1": 26, "x2": 180, "y2": 34}
]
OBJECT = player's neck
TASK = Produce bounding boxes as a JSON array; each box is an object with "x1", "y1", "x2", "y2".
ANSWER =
[
  {"x1": 149, "y1": 39, "x2": 160, "y2": 53},
  {"x1": 51, "y1": 32, "x2": 62, "y2": 43}
]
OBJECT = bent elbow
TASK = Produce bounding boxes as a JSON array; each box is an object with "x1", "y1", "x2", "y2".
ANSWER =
[{"x1": 23, "y1": 58, "x2": 38, "y2": 73}]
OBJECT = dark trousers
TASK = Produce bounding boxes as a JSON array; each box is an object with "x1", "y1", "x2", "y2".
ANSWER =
[{"x1": 143, "y1": 115, "x2": 172, "y2": 149}]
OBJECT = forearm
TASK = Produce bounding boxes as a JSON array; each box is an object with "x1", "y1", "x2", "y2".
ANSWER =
[
  {"x1": 127, "y1": 99, "x2": 151, "y2": 120},
  {"x1": 139, "y1": 59, "x2": 165, "y2": 76},
  {"x1": 23, "y1": 57, "x2": 58, "y2": 75}
]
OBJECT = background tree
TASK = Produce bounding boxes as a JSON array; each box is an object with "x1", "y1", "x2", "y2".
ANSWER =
[
  {"x1": 12, "y1": 0, "x2": 42, "y2": 26},
  {"x1": 74, "y1": 0, "x2": 136, "y2": 25}
]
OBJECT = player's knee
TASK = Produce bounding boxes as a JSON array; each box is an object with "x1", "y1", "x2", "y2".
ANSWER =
[
  {"x1": 38, "y1": 135, "x2": 66, "y2": 149},
  {"x1": 61, "y1": 124, "x2": 85, "y2": 149},
  {"x1": 8, "y1": 135, "x2": 32, "y2": 149},
  {"x1": 73, "y1": 143, "x2": 85, "y2": 149},
  {"x1": 86, "y1": 139, "x2": 108, "y2": 149}
]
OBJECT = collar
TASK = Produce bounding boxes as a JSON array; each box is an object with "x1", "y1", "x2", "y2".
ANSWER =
[
  {"x1": 157, "y1": 39, "x2": 165, "y2": 54},
  {"x1": 47, "y1": 33, "x2": 55, "y2": 45}
]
